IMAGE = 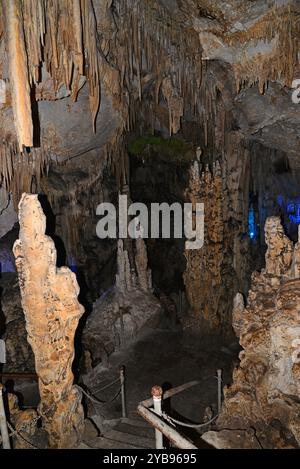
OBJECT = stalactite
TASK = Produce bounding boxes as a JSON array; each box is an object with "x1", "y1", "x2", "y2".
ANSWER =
[
  {"x1": 231, "y1": 4, "x2": 300, "y2": 92},
  {"x1": 22, "y1": 0, "x2": 45, "y2": 84},
  {"x1": 1, "y1": 0, "x2": 112, "y2": 193},
  {"x1": 81, "y1": 0, "x2": 100, "y2": 131},
  {"x1": 4, "y1": 0, "x2": 103, "y2": 136},
  {"x1": 5, "y1": 0, "x2": 33, "y2": 151},
  {"x1": 40, "y1": 129, "x2": 125, "y2": 258},
  {"x1": 0, "y1": 142, "x2": 49, "y2": 207},
  {"x1": 161, "y1": 77, "x2": 184, "y2": 136},
  {"x1": 72, "y1": 0, "x2": 84, "y2": 99},
  {"x1": 113, "y1": 0, "x2": 202, "y2": 134}
]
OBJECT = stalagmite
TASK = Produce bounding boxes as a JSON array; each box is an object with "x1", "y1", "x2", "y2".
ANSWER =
[
  {"x1": 116, "y1": 239, "x2": 134, "y2": 293},
  {"x1": 5, "y1": 0, "x2": 33, "y2": 150},
  {"x1": 202, "y1": 217, "x2": 300, "y2": 448},
  {"x1": 13, "y1": 193, "x2": 84, "y2": 448},
  {"x1": 183, "y1": 159, "x2": 224, "y2": 329},
  {"x1": 83, "y1": 236, "x2": 160, "y2": 370},
  {"x1": 135, "y1": 237, "x2": 152, "y2": 293}
]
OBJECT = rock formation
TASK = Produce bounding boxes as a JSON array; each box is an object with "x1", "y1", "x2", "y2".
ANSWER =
[
  {"x1": 0, "y1": 274, "x2": 35, "y2": 373},
  {"x1": 0, "y1": 187, "x2": 17, "y2": 238},
  {"x1": 183, "y1": 160, "x2": 224, "y2": 330},
  {"x1": 83, "y1": 237, "x2": 160, "y2": 372},
  {"x1": 7, "y1": 393, "x2": 39, "y2": 449},
  {"x1": 202, "y1": 217, "x2": 300, "y2": 448},
  {"x1": 5, "y1": 0, "x2": 33, "y2": 151},
  {"x1": 13, "y1": 193, "x2": 84, "y2": 448}
]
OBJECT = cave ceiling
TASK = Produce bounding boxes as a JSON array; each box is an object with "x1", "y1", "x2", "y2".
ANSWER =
[{"x1": 0, "y1": 0, "x2": 299, "y2": 192}]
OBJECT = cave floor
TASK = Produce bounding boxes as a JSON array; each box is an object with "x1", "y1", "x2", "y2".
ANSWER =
[{"x1": 82, "y1": 326, "x2": 239, "y2": 447}]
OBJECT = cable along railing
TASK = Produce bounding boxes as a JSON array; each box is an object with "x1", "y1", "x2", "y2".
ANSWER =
[
  {"x1": 0, "y1": 366, "x2": 127, "y2": 449},
  {"x1": 1, "y1": 367, "x2": 222, "y2": 449},
  {"x1": 137, "y1": 369, "x2": 223, "y2": 449}
]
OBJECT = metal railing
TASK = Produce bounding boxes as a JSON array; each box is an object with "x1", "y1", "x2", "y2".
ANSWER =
[
  {"x1": 0, "y1": 384, "x2": 10, "y2": 449},
  {"x1": 77, "y1": 365, "x2": 127, "y2": 418},
  {"x1": 0, "y1": 366, "x2": 127, "y2": 449},
  {"x1": 137, "y1": 369, "x2": 222, "y2": 449}
]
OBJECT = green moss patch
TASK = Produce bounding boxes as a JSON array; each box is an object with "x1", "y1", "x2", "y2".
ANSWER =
[{"x1": 128, "y1": 136, "x2": 195, "y2": 164}]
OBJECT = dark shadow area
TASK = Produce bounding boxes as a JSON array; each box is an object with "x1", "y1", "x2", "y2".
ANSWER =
[
  {"x1": 0, "y1": 268, "x2": 5, "y2": 337},
  {"x1": 160, "y1": 380, "x2": 211, "y2": 447},
  {"x1": 30, "y1": 85, "x2": 41, "y2": 148},
  {"x1": 73, "y1": 267, "x2": 93, "y2": 382},
  {"x1": 161, "y1": 381, "x2": 173, "y2": 415},
  {"x1": 0, "y1": 268, "x2": 4, "y2": 377},
  {"x1": 4, "y1": 379, "x2": 24, "y2": 408},
  {"x1": 0, "y1": 225, "x2": 19, "y2": 371},
  {"x1": 38, "y1": 194, "x2": 67, "y2": 266},
  {"x1": 130, "y1": 148, "x2": 188, "y2": 296}
]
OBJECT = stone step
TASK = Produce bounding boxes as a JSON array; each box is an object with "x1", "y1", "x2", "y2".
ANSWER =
[
  {"x1": 98, "y1": 429, "x2": 155, "y2": 449},
  {"x1": 121, "y1": 414, "x2": 152, "y2": 428},
  {"x1": 116, "y1": 421, "x2": 154, "y2": 439},
  {"x1": 89, "y1": 436, "x2": 143, "y2": 450},
  {"x1": 77, "y1": 442, "x2": 94, "y2": 449}
]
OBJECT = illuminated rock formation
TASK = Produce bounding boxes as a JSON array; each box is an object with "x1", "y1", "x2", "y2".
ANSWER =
[
  {"x1": 183, "y1": 160, "x2": 224, "y2": 329},
  {"x1": 13, "y1": 193, "x2": 84, "y2": 448},
  {"x1": 202, "y1": 217, "x2": 300, "y2": 448}
]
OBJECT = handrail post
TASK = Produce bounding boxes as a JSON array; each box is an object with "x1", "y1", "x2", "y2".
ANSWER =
[
  {"x1": 217, "y1": 369, "x2": 222, "y2": 415},
  {"x1": 0, "y1": 384, "x2": 10, "y2": 449},
  {"x1": 152, "y1": 386, "x2": 164, "y2": 449},
  {"x1": 120, "y1": 366, "x2": 127, "y2": 418}
]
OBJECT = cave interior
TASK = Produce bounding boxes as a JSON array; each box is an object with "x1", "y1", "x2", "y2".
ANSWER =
[{"x1": 0, "y1": 0, "x2": 300, "y2": 450}]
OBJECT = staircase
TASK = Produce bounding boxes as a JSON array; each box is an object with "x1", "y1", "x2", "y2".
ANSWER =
[{"x1": 80, "y1": 413, "x2": 155, "y2": 449}]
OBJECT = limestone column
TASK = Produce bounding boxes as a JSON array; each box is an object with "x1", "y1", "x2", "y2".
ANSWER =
[{"x1": 13, "y1": 193, "x2": 84, "y2": 448}]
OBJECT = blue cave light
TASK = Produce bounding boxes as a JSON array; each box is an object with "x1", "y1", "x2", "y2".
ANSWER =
[
  {"x1": 248, "y1": 204, "x2": 257, "y2": 240},
  {"x1": 68, "y1": 255, "x2": 78, "y2": 274},
  {"x1": 287, "y1": 201, "x2": 300, "y2": 224}
]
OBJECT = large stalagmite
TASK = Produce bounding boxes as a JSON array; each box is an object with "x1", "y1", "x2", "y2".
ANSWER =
[
  {"x1": 183, "y1": 160, "x2": 224, "y2": 329},
  {"x1": 13, "y1": 193, "x2": 84, "y2": 448},
  {"x1": 202, "y1": 217, "x2": 300, "y2": 449}
]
